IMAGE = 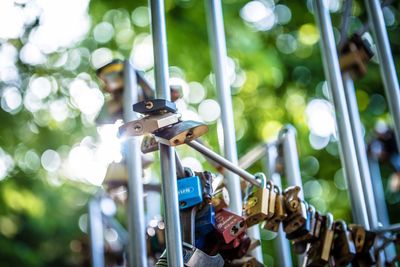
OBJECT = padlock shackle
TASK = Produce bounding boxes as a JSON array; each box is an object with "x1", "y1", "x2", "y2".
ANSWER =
[{"x1": 187, "y1": 140, "x2": 262, "y2": 187}]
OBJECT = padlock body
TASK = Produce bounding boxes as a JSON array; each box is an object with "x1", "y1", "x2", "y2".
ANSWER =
[
  {"x1": 155, "y1": 121, "x2": 208, "y2": 146},
  {"x1": 119, "y1": 112, "x2": 180, "y2": 137},
  {"x1": 133, "y1": 99, "x2": 177, "y2": 115},
  {"x1": 195, "y1": 204, "x2": 216, "y2": 237},
  {"x1": 177, "y1": 176, "x2": 203, "y2": 209},
  {"x1": 215, "y1": 209, "x2": 246, "y2": 244},
  {"x1": 243, "y1": 188, "x2": 269, "y2": 227}
]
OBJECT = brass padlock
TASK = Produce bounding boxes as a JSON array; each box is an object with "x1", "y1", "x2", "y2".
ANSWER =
[
  {"x1": 329, "y1": 220, "x2": 356, "y2": 266},
  {"x1": 242, "y1": 173, "x2": 269, "y2": 227},
  {"x1": 211, "y1": 187, "x2": 230, "y2": 212},
  {"x1": 349, "y1": 224, "x2": 376, "y2": 266},
  {"x1": 339, "y1": 33, "x2": 374, "y2": 78},
  {"x1": 305, "y1": 213, "x2": 334, "y2": 266},
  {"x1": 263, "y1": 185, "x2": 286, "y2": 232},
  {"x1": 282, "y1": 186, "x2": 307, "y2": 234},
  {"x1": 141, "y1": 135, "x2": 160, "y2": 154},
  {"x1": 266, "y1": 180, "x2": 276, "y2": 219},
  {"x1": 154, "y1": 120, "x2": 208, "y2": 146},
  {"x1": 96, "y1": 59, "x2": 124, "y2": 94},
  {"x1": 119, "y1": 112, "x2": 180, "y2": 137},
  {"x1": 292, "y1": 205, "x2": 316, "y2": 254}
]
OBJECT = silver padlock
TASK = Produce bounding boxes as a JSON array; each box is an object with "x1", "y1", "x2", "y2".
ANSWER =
[
  {"x1": 155, "y1": 242, "x2": 224, "y2": 267},
  {"x1": 119, "y1": 112, "x2": 180, "y2": 137}
]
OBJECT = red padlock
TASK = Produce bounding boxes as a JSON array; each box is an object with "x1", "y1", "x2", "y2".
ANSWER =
[{"x1": 215, "y1": 208, "x2": 247, "y2": 244}]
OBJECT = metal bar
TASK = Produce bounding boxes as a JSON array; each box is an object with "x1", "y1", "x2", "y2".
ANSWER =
[
  {"x1": 313, "y1": 0, "x2": 370, "y2": 228},
  {"x1": 204, "y1": 0, "x2": 262, "y2": 261},
  {"x1": 123, "y1": 60, "x2": 148, "y2": 267},
  {"x1": 105, "y1": 216, "x2": 130, "y2": 246},
  {"x1": 88, "y1": 198, "x2": 105, "y2": 267},
  {"x1": 368, "y1": 156, "x2": 390, "y2": 227},
  {"x1": 175, "y1": 151, "x2": 186, "y2": 178},
  {"x1": 265, "y1": 144, "x2": 293, "y2": 267},
  {"x1": 205, "y1": 0, "x2": 242, "y2": 214},
  {"x1": 368, "y1": 156, "x2": 397, "y2": 260},
  {"x1": 239, "y1": 143, "x2": 267, "y2": 170},
  {"x1": 364, "y1": 0, "x2": 400, "y2": 152},
  {"x1": 278, "y1": 125, "x2": 304, "y2": 265},
  {"x1": 150, "y1": 1, "x2": 183, "y2": 266},
  {"x1": 375, "y1": 223, "x2": 400, "y2": 233},
  {"x1": 187, "y1": 140, "x2": 261, "y2": 187},
  {"x1": 342, "y1": 72, "x2": 380, "y2": 228},
  {"x1": 278, "y1": 125, "x2": 304, "y2": 199}
]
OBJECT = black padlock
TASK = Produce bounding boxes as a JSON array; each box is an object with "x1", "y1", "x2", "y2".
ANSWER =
[
  {"x1": 195, "y1": 171, "x2": 214, "y2": 204},
  {"x1": 329, "y1": 220, "x2": 356, "y2": 266},
  {"x1": 286, "y1": 202, "x2": 313, "y2": 240},
  {"x1": 133, "y1": 99, "x2": 177, "y2": 115}
]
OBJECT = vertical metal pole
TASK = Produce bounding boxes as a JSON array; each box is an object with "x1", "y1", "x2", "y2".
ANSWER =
[
  {"x1": 342, "y1": 73, "x2": 380, "y2": 228},
  {"x1": 150, "y1": 1, "x2": 183, "y2": 266},
  {"x1": 123, "y1": 61, "x2": 148, "y2": 267},
  {"x1": 279, "y1": 125, "x2": 304, "y2": 199},
  {"x1": 364, "y1": 0, "x2": 400, "y2": 152},
  {"x1": 205, "y1": 0, "x2": 263, "y2": 262},
  {"x1": 368, "y1": 156, "x2": 397, "y2": 260},
  {"x1": 278, "y1": 125, "x2": 304, "y2": 265},
  {"x1": 88, "y1": 198, "x2": 105, "y2": 267},
  {"x1": 313, "y1": 0, "x2": 370, "y2": 228},
  {"x1": 265, "y1": 144, "x2": 293, "y2": 267}
]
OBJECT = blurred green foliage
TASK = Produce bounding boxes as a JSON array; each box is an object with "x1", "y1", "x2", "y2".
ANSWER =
[{"x1": 0, "y1": 0, "x2": 399, "y2": 266}]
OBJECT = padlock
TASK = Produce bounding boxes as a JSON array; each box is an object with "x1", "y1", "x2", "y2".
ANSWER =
[
  {"x1": 349, "y1": 225, "x2": 376, "y2": 267},
  {"x1": 177, "y1": 175, "x2": 203, "y2": 209},
  {"x1": 219, "y1": 233, "x2": 251, "y2": 261},
  {"x1": 180, "y1": 206, "x2": 197, "y2": 246},
  {"x1": 119, "y1": 112, "x2": 180, "y2": 137},
  {"x1": 263, "y1": 185, "x2": 286, "y2": 232},
  {"x1": 292, "y1": 204, "x2": 316, "y2": 253},
  {"x1": 211, "y1": 187, "x2": 230, "y2": 212},
  {"x1": 305, "y1": 213, "x2": 335, "y2": 266},
  {"x1": 154, "y1": 120, "x2": 208, "y2": 146},
  {"x1": 242, "y1": 173, "x2": 269, "y2": 227},
  {"x1": 133, "y1": 99, "x2": 177, "y2": 115},
  {"x1": 313, "y1": 211, "x2": 324, "y2": 240},
  {"x1": 195, "y1": 171, "x2": 214, "y2": 204},
  {"x1": 329, "y1": 220, "x2": 356, "y2": 266},
  {"x1": 282, "y1": 186, "x2": 308, "y2": 234},
  {"x1": 96, "y1": 59, "x2": 124, "y2": 94},
  {"x1": 155, "y1": 242, "x2": 224, "y2": 267},
  {"x1": 266, "y1": 180, "x2": 276, "y2": 219},
  {"x1": 170, "y1": 84, "x2": 183, "y2": 102},
  {"x1": 224, "y1": 256, "x2": 263, "y2": 267},
  {"x1": 141, "y1": 135, "x2": 160, "y2": 154},
  {"x1": 339, "y1": 33, "x2": 374, "y2": 78},
  {"x1": 195, "y1": 204, "x2": 216, "y2": 238},
  {"x1": 215, "y1": 208, "x2": 247, "y2": 244}
]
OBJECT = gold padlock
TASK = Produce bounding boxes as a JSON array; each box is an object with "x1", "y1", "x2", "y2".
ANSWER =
[
  {"x1": 242, "y1": 173, "x2": 269, "y2": 228},
  {"x1": 96, "y1": 59, "x2": 124, "y2": 94},
  {"x1": 154, "y1": 120, "x2": 208, "y2": 146},
  {"x1": 339, "y1": 34, "x2": 373, "y2": 78},
  {"x1": 266, "y1": 181, "x2": 276, "y2": 219},
  {"x1": 212, "y1": 187, "x2": 230, "y2": 212},
  {"x1": 282, "y1": 186, "x2": 307, "y2": 234},
  {"x1": 263, "y1": 185, "x2": 286, "y2": 232}
]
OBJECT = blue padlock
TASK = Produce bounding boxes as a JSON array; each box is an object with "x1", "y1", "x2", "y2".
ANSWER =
[
  {"x1": 177, "y1": 176, "x2": 203, "y2": 209},
  {"x1": 195, "y1": 204, "x2": 216, "y2": 237}
]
